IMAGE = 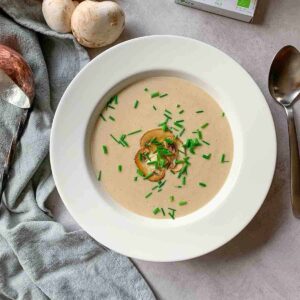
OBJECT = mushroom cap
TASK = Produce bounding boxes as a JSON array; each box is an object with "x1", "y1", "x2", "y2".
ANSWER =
[
  {"x1": 42, "y1": 0, "x2": 77, "y2": 33},
  {"x1": 0, "y1": 44, "x2": 35, "y2": 101},
  {"x1": 71, "y1": 0, "x2": 125, "y2": 48}
]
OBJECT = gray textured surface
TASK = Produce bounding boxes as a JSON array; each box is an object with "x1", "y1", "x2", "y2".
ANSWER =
[{"x1": 47, "y1": 0, "x2": 300, "y2": 299}]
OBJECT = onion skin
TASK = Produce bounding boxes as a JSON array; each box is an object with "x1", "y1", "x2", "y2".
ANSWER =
[{"x1": 0, "y1": 44, "x2": 35, "y2": 101}]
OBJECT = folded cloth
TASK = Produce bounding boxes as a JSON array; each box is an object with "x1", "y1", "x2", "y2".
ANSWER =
[{"x1": 0, "y1": 1, "x2": 155, "y2": 299}]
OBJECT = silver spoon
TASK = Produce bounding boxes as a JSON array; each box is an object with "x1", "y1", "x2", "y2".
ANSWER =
[
  {"x1": 269, "y1": 45, "x2": 300, "y2": 218},
  {"x1": 0, "y1": 45, "x2": 35, "y2": 203}
]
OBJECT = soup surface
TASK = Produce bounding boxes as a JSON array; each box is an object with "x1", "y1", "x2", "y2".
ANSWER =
[{"x1": 91, "y1": 76, "x2": 233, "y2": 219}]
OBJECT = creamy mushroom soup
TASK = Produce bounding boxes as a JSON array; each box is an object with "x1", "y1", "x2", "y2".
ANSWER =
[{"x1": 91, "y1": 76, "x2": 233, "y2": 219}]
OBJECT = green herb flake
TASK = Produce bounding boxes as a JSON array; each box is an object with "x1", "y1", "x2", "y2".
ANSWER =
[
  {"x1": 145, "y1": 192, "x2": 153, "y2": 199},
  {"x1": 110, "y1": 134, "x2": 119, "y2": 144},
  {"x1": 134, "y1": 176, "x2": 138, "y2": 182},
  {"x1": 222, "y1": 112, "x2": 225, "y2": 117},
  {"x1": 97, "y1": 171, "x2": 102, "y2": 181},
  {"x1": 221, "y1": 154, "x2": 230, "y2": 163},
  {"x1": 165, "y1": 138, "x2": 174, "y2": 145},
  {"x1": 176, "y1": 185, "x2": 182, "y2": 189},
  {"x1": 144, "y1": 172, "x2": 154, "y2": 180},
  {"x1": 161, "y1": 208, "x2": 166, "y2": 216},
  {"x1": 179, "y1": 128, "x2": 185, "y2": 137},
  {"x1": 144, "y1": 88, "x2": 149, "y2": 92},
  {"x1": 179, "y1": 201, "x2": 188, "y2": 206},
  {"x1": 199, "y1": 182, "x2": 207, "y2": 187},
  {"x1": 168, "y1": 208, "x2": 176, "y2": 219},
  {"x1": 137, "y1": 169, "x2": 144, "y2": 177},
  {"x1": 202, "y1": 140, "x2": 210, "y2": 146},
  {"x1": 165, "y1": 109, "x2": 172, "y2": 115},
  {"x1": 179, "y1": 110, "x2": 184, "y2": 114},
  {"x1": 109, "y1": 116, "x2": 115, "y2": 122},
  {"x1": 160, "y1": 93, "x2": 168, "y2": 98},
  {"x1": 202, "y1": 153, "x2": 211, "y2": 160},
  {"x1": 107, "y1": 105, "x2": 115, "y2": 110},
  {"x1": 182, "y1": 176, "x2": 186, "y2": 185},
  {"x1": 102, "y1": 145, "x2": 108, "y2": 154},
  {"x1": 196, "y1": 110, "x2": 204, "y2": 114},
  {"x1": 170, "y1": 195, "x2": 175, "y2": 202},
  {"x1": 201, "y1": 122, "x2": 209, "y2": 129},
  {"x1": 153, "y1": 207, "x2": 160, "y2": 215},
  {"x1": 164, "y1": 113, "x2": 172, "y2": 120},
  {"x1": 177, "y1": 104, "x2": 181, "y2": 108},
  {"x1": 128, "y1": 129, "x2": 142, "y2": 136},
  {"x1": 99, "y1": 113, "x2": 106, "y2": 121},
  {"x1": 134, "y1": 100, "x2": 139, "y2": 109},
  {"x1": 153, "y1": 105, "x2": 157, "y2": 111},
  {"x1": 151, "y1": 91, "x2": 160, "y2": 98},
  {"x1": 118, "y1": 165, "x2": 122, "y2": 172}
]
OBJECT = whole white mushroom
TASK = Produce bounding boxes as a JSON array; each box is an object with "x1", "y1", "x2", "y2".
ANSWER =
[
  {"x1": 71, "y1": 0, "x2": 125, "y2": 48},
  {"x1": 42, "y1": 0, "x2": 78, "y2": 33}
]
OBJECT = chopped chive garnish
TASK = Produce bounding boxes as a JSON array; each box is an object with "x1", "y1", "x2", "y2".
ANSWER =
[
  {"x1": 157, "y1": 189, "x2": 162, "y2": 192},
  {"x1": 168, "y1": 208, "x2": 176, "y2": 219},
  {"x1": 165, "y1": 109, "x2": 172, "y2": 115},
  {"x1": 222, "y1": 112, "x2": 225, "y2": 117},
  {"x1": 164, "y1": 113, "x2": 172, "y2": 120},
  {"x1": 160, "y1": 93, "x2": 168, "y2": 98},
  {"x1": 138, "y1": 152, "x2": 143, "y2": 161},
  {"x1": 152, "y1": 185, "x2": 159, "y2": 190},
  {"x1": 110, "y1": 134, "x2": 119, "y2": 144},
  {"x1": 153, "y1": 207, "x2": 160, "y2": 215},
  {"x1": 144, "y1": 172, "x2": 154, "y2": 180},
  {"x1": 221, "y1": 154, "x2": 230, "y2": 163},
  {"x1": 151, "y1": 91, "x2": 160, "y2": 98},
  {"x1": 137, "y1": 169, "x2": 144, "y2": 177},
  {"x1": 202, "y1": 140, "x2": 210, "y2": 146},
  {"x1": 102, "y1": 145, "x2": 108, "y2": 154},
  {"x1": 118, "y1": 165, "x2": 122, "y2": 172},
  {"x1": 99, "y1": 113, "x2": 106, "y2": 121},
  {"x1": 182, "y1": 176, "x2": 186, "y2": 185},
  {"x1": 176, "y1": 185, "x2": 182, "y2": 188},
  {"x1": 170, "y1": 195, "x2": 175, "y2": 202},
  {"x1": 134, "y1": 176, "x2": 138, "y2": 181},
  {"x1": 134, "y1": 100, "x2": 139, "y2": 109},
  {"x1": 201, "y1": 122, "x2": 209, "y2": 129},
  {"x1": 145, "y1": 192, "x2": 153, "y2": 199},
  {"x1": 199, "y1": 182, "x2": 207, "y2": 187},
  {"x1": 97, "y1": 171, "x2": 101, "y2": 181},
  {"x1": 144, "y1": 88, "x2": 149, "y2": 92},
  {"x1": 107, "y1": 105, "x2": 115, "y2": 110},
  {"x1": 113, "y1": 95, "x2": 118, "y2": 104},
  {"x1": 202, "y1": 153, "x2": 211, "y2": 160},
  {"x1": 177, "y1": 104, "x2": 181, "y2": 108},
  {"x1": 165, "y1": 138, "x2": 174, "y2": 144},
  {"x1": 153, "y1": 105, "x2": 157, "y2": 111},
  {"x1": 109, "y1": 116, "x2": 115, "y2": 122},
  {"x1": 179, "y1": 201, "x2": 188, "y2": 206},
  {"x1": 128, "y1": 129, "x2": 142, "y2": 136},
  {"x1": 161, "y1": 208, "x2": 166, "y2": 216},
  {"x1": 179, "y1": 128, "x2": 185, "y2": 137},
  {"x1": 158, "y1": 180, "x2": 166, "y2": 188},
  {"x1": 193, "y1": 129, "x2": 202, "y2": 140},
  {"x1": 196, "y1": 110, "x2": 204, "y2": 114},
  {"x1": 179, "y1": 110, "x2": 184, "y2": 114}
]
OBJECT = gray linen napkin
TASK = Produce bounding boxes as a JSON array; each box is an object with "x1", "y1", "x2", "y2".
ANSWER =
[{"x1": 0, "y1": 1, "x2": 155, "y2": 299}]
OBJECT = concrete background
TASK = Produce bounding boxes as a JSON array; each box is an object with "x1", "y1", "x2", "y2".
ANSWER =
[{"x1": 47, "y1": 1, "x2": 300, "y2": 299}]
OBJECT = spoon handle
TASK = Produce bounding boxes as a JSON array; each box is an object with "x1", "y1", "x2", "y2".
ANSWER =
[
  {"x1": 0, "y1": 109, "x2": 29, "y2": 203},
  {"x1": 285, "y1": 106, "x2": 300, "y2": 218}
]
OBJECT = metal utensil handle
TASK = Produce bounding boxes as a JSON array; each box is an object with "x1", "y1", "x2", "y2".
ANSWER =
[
  {"x1": 0, "y1": 109, "x2": 29, "y2": 202},
  {"x1": 285, "y1": 106, "x2": 300, "y2": 218}
]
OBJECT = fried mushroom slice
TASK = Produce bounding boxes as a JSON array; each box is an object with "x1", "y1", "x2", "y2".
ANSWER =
[
  {"x1": 134, "y1": 148, "x2": 165, "y2": 182},
  {"x1": 140, "y1": 128, "x2": 174, "y2": 150}
]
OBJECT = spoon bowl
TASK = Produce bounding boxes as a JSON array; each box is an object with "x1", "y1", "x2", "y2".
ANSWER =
[{"x1": 269, "y1": 45, "x2": 300, "y2": 106}]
